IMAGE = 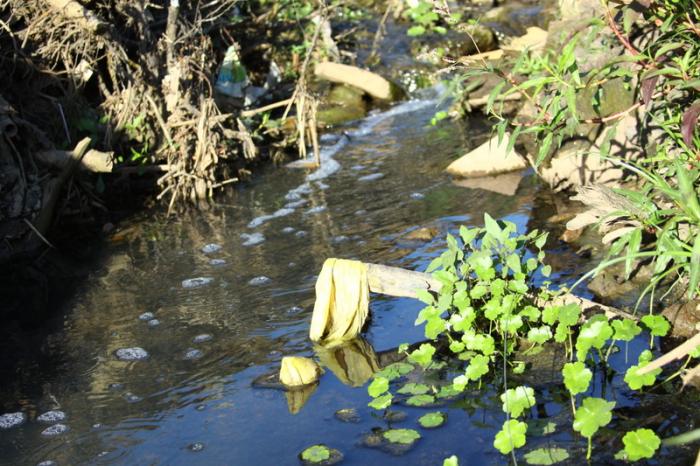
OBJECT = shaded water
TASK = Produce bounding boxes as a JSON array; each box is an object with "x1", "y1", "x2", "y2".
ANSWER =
[{"x1": 0, "y1": 94, "x2": 695, "y2": 465}]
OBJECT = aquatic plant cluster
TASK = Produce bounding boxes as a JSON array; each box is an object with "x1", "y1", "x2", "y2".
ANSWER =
[
  {"x1": 475, "y1": 0, "x2": 700, "y2": 303},
  {"x1": 365, "y1": 217, "x2": 682, "y2": 463}
]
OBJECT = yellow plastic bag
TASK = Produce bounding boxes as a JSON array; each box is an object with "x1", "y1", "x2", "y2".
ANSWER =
[
  {"x1": 309, "y1": 258, "x2": 369, "y2": 343},
  {"x1": 279, "y1": 356, "x2": 321, "y2": 387}
]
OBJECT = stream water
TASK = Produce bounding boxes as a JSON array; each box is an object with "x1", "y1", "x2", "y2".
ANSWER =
[{"x1": 0, "y1": 91, "x2": 695, "y2": 465}]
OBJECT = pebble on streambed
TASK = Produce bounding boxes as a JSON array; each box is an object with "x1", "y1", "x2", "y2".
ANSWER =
[
  {"x1": 115, "y1": 347, "x2": 149, "y2": 361},
  {"x1": 209, "y1": 258, "x2": 226, "y2": 266},
  {"x1": 147, "y1": 319, "x2": 161, "y2": 327},
  {"x1": 192, "y1": 334, "x2": 213, "y2": 344},
  {"x1": 138, "y1": 312, "x2": 155, "y2": 321},
  {"x1": 201, "y1": 243, "x2": 222, "y2": 254},
  {"x1": 183, "y1": 348, "x2": 204, "y2": 360},
  {"x1": 248, "y1": 276, "x2": 271, "y2": 286},
  {"x1": 181, "y1": 277, "x2": 214, "y2": 289},
  {"x1": 0, "y1": 412, "x2": 25, "y2": 429}
]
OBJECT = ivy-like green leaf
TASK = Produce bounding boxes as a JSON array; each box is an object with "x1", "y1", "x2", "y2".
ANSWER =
[
  {"x1": 622, "y1": 428, "x2": 661, "y2": 461},
  {"x1": 494, "y1": 419, "x2": 528, "y2": 454},
  {"x1": 465, "y1": 354, "x2": 490, "y2": 381},
  {"x1": 562, "y1": 361, "x2": 592, "y2": 396},
  {"x1": 572, "y1": 397, "x2": 615, "y2": 439},
  {"x1": 640, "y1": 315, "x2": 670, "y2": 337},
  {"x1": 500, "y1": 314, "x2": 524, "y2": 334},
  {"x1": 368, "y1": 377, "x2": 389, "y2": 398},
  {"x1": 624, "y1": 355, "x2": 661, "y2": 391},
  {"x1": 528, "y1": 326, "x2": 553, "y2": 344},
  {"x1": 409, "y1": 343, "x2": 436, "y2": 368},
  {"x1": 452, "y1": 374, "x2": 469, "y2": 392},
  {"x1": 575, "y1": 317, "x2": 613, "y2": 361},
  {"x1": 612, "y1": 319, "x2": 642, "y2": 342},
  {"x1": 500, "y1": 386, "x2": 535, "y2": 418}
]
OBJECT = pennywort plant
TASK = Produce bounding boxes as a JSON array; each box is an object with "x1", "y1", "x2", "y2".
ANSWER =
[{"x1": 366, "y1": 217, "x2": 668, "y2": 461}]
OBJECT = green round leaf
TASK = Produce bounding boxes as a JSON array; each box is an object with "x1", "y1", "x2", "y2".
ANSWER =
[
  {"x1": 500, "y1": 386, "x2": 536, "y2": 418},
  {"x1": 368, "y1": 393, "x2": 393, "y2": 410},
  {"x1": 418, "y1": 411, "x2": 446, "y2": 428},
  {"x1": 494, "y1": 419, "x2": 528, "y2": 454},
  {"x1": 406, "y1": 394, "x2": 435, "y2": 406},
  {"x1": 524, "y1": 447, "x2": 570, "y2": 465},
  {"x1": 622, "y1": 428, "x2": 661, "y2": 461},
  {"x1": 443, "y1": 455, "x2": 459, "y2": 466},
  {"x1": 376, "y1": 362, "x2": 414, "y2": 381},
  {"x1": 409, "y1": 343, "x2": 436, "y2": 368},
  {"x1": 397, "y1": 383, "x2": 430, "y2": 395},
  {"x1": 641, "y1": 315, "x2": 670, "y2": 337},
  {"x1": 383, "y1": 428, "x2": 421, "y2": 445},
  {"x1": 562, "y1": 362, "x2": 592, "y2": 396},
  {"x1": 301, "y1": 445, "x2": 330, "y2": 463},
  {"x1": 572, "y1": 397, "x2": 615, "y2": 439},
  {"x1": 611, "y1": 319, "x2": 642, "y2": 342},
  {"x1": 368, "y1": 377, "x2": 389, "y2": 398}
]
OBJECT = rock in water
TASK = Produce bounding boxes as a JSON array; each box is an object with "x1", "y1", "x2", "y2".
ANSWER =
[
  {"x1": 248, "y1": 276, "x2": 271, "y2": 286},
  {"x1": 115, "y1": 347, "x2": 149, "y2": 361},
  {"x1": 138, "y1": 312, "x2": 155, "y2": 321},
  {"x1": 241, "y1": 233, "x2": 265, "y2": 246},
  {"x1": 192, "y1": 334, "x2": 213, "y2": 344},
  {"x1": 0, "y1": 412, "x2": 25, "y2": 429},
  {"x1": 182, "y1": 277, "x2": 214, "y2": 289},
  {"x1": 446, "y1": 133, "x2": 527, "y2": 177},
  {"x1": 201, "y1": 243, "x2": 222, "y2": 254},
  {"x1": 183, "y1": 349, "x2": 204, "y2": 360}
]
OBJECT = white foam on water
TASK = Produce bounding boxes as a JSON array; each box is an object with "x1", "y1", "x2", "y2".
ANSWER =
[
  {"x1": 115, "y1": 347, "x2": 149, "y2": 361},
  {"x1": 305, "y1": 206, "x2": 327, "y2": 214},
  {"x1": 37, "y1": 411, "x2": 67, "y2": 424},
  {"x1": 0, "y1": 412, "x2": 25, "y2": 429},
  {"x1": 41, "y1": 424, "x2": 69, "y2": 436},
  {"x1": 284, "y1": 199, "x2": 307, "y2": 209}
]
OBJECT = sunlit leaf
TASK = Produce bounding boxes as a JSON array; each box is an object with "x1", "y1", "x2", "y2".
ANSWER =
[
  {"x1": 500, "y1": 386, "x2": 535, "y2": 418},
  {"x1": 572, "y1": 397, "x2": 615, "y2": 439},
  {"x1": 383, "y1": 428, "x2": 421, "y2": 444},
  {"x1": 494, "y1": 419, "x2": 528, "y2": 454},
  {"x1": 562, "y1": 361, "x2": 592, "y2": 396},
  {"x1": 622, "y1": 428, "x2": 661, "y2": 461}
]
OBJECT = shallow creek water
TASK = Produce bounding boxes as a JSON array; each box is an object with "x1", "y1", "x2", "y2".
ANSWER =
[{"x1": 0, "y1": 93, "x2": 694, "y2": 465}]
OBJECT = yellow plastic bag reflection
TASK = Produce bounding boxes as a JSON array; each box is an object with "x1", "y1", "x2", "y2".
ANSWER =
[
  {"x1": 315, "y1": 338, "x2": 379, "y2": 387},
  {"x1": 285, "y1": 383, "x2": 318, "y2": 415},
  {"x1": 309, "y1": 258, "x2": 369, "y2": 343}
]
